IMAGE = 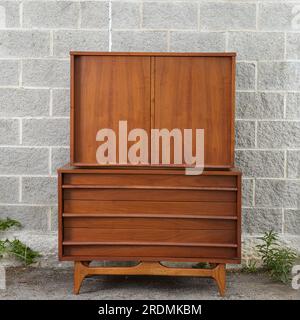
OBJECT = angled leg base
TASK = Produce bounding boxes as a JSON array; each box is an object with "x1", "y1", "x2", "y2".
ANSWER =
[{"x1": 73, "y1": 261, "x2": 226, "y2": 296}]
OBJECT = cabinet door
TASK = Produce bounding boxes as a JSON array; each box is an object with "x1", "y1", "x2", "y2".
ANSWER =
[
  {"x1": 72, "y1": 55, "x2": 151, "y2": 165},
  {"x1": 154, "y1": 56, "x2": 234, "y2": 168}
]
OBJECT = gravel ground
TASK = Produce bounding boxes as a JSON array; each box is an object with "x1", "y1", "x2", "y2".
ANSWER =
[{"x1": 0, "y1": 267, "x2": 299, "y2": 300}]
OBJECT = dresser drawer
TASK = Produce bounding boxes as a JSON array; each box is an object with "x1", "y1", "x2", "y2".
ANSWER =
[
  {"x1": 64, "y1": 227, "x2": 236, "y2": 244},
  {"x1": 63, "y1": 245, "x2": 238, "y2": 261},
  {"x1": 63, "y1": 216, "x2": 236, "y2": 230},
  {"x1": 63, "y1": 188, "x2": 236, "y2": 202},
  {"x1": 63, "y1": 200, "x2": 236, "y2": 216}
]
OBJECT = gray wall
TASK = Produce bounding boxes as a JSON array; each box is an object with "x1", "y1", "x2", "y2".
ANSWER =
[{"x1": 0, "y1": 0, "x2": 299, "y2": 263}]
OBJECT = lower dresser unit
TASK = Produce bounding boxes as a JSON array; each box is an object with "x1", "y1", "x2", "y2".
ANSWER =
[{"x1": 58, "y1": 165, "x2": 242, "y2": 295}]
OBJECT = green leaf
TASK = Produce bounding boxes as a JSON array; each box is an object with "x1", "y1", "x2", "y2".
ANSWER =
[
  {"x1": 0, "y1": 238, "x2": 41, "y2": 266},
  {"x1": 0, "y1": 218, "x2": 22, "y2": 231}
]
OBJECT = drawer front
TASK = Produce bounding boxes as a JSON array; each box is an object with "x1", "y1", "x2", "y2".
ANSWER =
[
  {"x1": 63, "y1": 245, "x2": 238, "y2": 261},
  {"x1": 63, "y1": 189, "x2": 236, "y2": 202},
  {"x1": 64, "y1": 228, "x2": 236, "y2": 244},
  {"x1": 63, "y1": 200, "x2": 236, "y2": 216},
  {"x1": 63, "y1": 173, "x2": 237, "y2": 188},
  {"x1": 64, "y1": 216, "x2": 236, "y2": 230}
]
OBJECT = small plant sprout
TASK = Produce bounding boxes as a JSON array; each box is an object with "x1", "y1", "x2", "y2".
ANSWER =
[
  {"x1": 242, "y1": 260, "x2": 258, "y2": 274},
  {"x1": 256, "y1": 230, "x2": 298, "y2": 284},
  {"x1": 0, "y1": 217, "x2": 41, "y2": 266}
]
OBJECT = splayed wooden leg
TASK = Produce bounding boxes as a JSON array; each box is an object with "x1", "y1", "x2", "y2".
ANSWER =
[
  {"x1": 74, "y1": 261, "x2": 88, "y2": 295},
  {"x1": 212, "y1": 263, "x2": 226, "y2": 297}
]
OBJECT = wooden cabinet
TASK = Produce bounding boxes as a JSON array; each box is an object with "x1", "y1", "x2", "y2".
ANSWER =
[
  {"x1": 59, "y1": 52, "x2": 241, "y2": 296},
  {"x1": 58, "y1": 165, "x2": 241, "y2": 295},
  {"x1": 70, "y1": 52, "x2": 235, "y2": 168}
]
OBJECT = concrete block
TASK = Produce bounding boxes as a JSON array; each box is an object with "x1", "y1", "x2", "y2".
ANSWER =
[
  {"x1": 258, "y1": 3, "x2": 299, "y2": 31},
  {"x1": 242, "y1": 178, "x2": 253, "y2": 207},
  {"x1": 22, "y1": 119, "x2": 69, "y2": 146},
  {"x1": 0, "y1": 31, "x2": 50, "y2": 58},
  {"x1": 170, "y1": 32, "x2": 225, "y2": 52},
  {"x1": 257, "y1": 121, "x2": 300, "y2": 148},
  {"x1": 0, "y1": 119, "x2": 19, "y2": 145},
  {"x1": 228, "y1": 32, "x2": 284, "y2": 60},
  {"x1": 23, "y1": 1, "x2": 79, "y2": 28},
  {"x1": 0, "y1": 177, "x2": 19, "y2": 203},
  {"x1": 0, "y1": 147, "x2": 49, "y2": 175},
  {"x1": 286, "y1": 93, "x2": 300, "y2": 120},
  {"x1": 52, "y1": 89, "x2": 69, "y2": 117},
  {"x1": 0, "y1": 88, "x2": 49, "y2": 117},
  {"x1": 143, "y1": 2, "x2": 197, "y2": 29},
  {"x1": 243, "y1": 208, "x2": 282, "y2": 234},
  {"x1": 235, "y1": 120, "x2": 256, "y2": 148},
  {"x1": 258, "y1": 62, "x2": 300, "y2": 91},
  {"x1": 112, "y1": 1, "x2": 140, "y2": 29},
  {"x1": 22, "y1": 177, "x2": 57, "y2": 205},
  {"x1": 255, "y1": 179, "x2": 300, "y2": 208},
  {"x1": 112, "y1": 31, "x2": 167, "y2": 51},
  {"x1": 286, "y1": 33, "x2": 300, "y2": 59},
  {"x1": 236, "y1": 62, "x2": 256, "y2": 90},
  {"x1": 23, "y1": 59, "x2": 69, "y2": 88},
  {"x1": 284, "y1": 209, "x2": 300, "y2": 235},
  {"x1": 287, "y1": 150, "x2": 300, "y2": 178},
  {"x1": 0, "y1": 60, "x2": 19, "y2": 86},
  {"x1": 0, "y1": 1, "x2": 19, "y2": 27},
  {"x1": 51, "y1": 147, "x2": 69, "y2": 175},
  {"x1": 235, "y1": 150, "x2": 284, "y2": 178},
  {"x1": 81, "y1": 1, "x2": 109, "y2": 29},
  {"x1": 0, "y1": 205, "x2": 48, "y2": 231},
  {"x1": 236, "y1": 92, "x2": 284, "y2": 120},
  {"x1": 53, "y1": 31, "x2": 108, "y2": 57},
  {"x1": 200, "y1": 3, "x2": 256, "y2": 30}
]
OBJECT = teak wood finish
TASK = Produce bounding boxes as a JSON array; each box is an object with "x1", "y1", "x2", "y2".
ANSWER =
[
  {"x1": 58, "y1": 165, "x2": 242, "y2": 295},
  {"x1": 60, "y1": 51, "x2": 240, "y2": 296},
  {"x1": 70, "y1": 52, "x2": 236, "y2": 168}
]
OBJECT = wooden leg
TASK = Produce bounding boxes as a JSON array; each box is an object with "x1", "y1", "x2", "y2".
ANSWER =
[
  {"x1": 73, "y1": 261, "x2": 226, "y2": 296},
  {"x1": 212, "y1": 263, "x2": 226, "y2": 297},
  {"x1": 74, "y1": 261, "x2": 88, "y2": 295}
]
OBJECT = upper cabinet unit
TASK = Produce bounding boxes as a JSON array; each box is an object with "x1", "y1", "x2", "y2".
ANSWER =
[{"x1": 70, "y1": 52, "x2": 236, "y2": 169}]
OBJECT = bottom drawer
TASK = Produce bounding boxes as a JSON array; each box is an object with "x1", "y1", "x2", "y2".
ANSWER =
[{"x1": 63, "y1": 245, "x2": 238, "y2": 262}]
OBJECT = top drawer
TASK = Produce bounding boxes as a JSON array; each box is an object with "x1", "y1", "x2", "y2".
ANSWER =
[{"x1": 62, "y1": 172, "x2": 238, "y2": 188}]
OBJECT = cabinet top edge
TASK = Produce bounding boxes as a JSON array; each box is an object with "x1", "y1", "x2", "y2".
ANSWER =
[
  {"x1": 57, "y1": 164, "x2": 242, "y2": 175},
  {"x1": 70, "y1": 51, "x2": 236, "y2": 57}
]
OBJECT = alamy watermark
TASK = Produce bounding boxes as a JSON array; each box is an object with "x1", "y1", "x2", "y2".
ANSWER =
[
  {"x1": 95, "y1": 121, "x2": 204, "y2": 175},
  {"x1": 292, "y1": 265, "x2": 300, "y2": 290}
]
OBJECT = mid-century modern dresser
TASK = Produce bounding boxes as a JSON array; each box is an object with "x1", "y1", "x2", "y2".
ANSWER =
[{"x1": 58, "y1": 52, "x2": 241, "y2": 296}]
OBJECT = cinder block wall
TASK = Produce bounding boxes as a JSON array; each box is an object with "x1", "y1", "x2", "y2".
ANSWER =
[{"x1": 0, "y1": 0, "x2": 299, "y2": 265}]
